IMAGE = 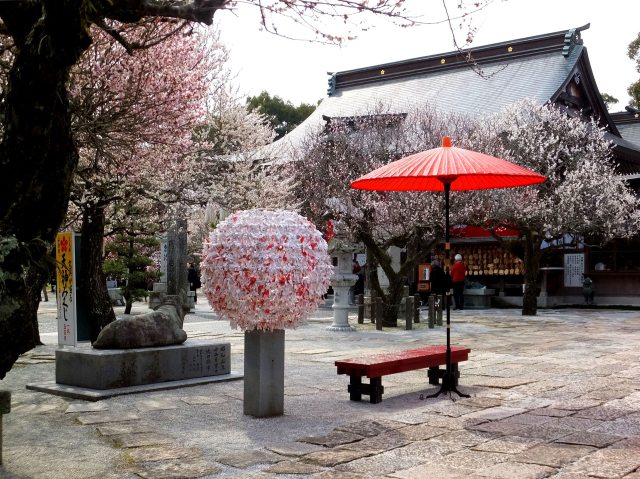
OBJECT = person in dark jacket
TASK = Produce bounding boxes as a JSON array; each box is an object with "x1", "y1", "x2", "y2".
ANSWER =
[
  {"x1": 187, "y1": 262, "x2": 201, "y2": 303},
  {"x1": 430, "y1": 259, "x2": 451, "y2": 308}
]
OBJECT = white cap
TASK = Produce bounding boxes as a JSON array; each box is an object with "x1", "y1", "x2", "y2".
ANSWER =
[{"x1": 454, "y1": 254, "x2": 462, "y2": 261}]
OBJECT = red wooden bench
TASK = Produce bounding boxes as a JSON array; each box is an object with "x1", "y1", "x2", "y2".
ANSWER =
[{"x1": 335, "y1": 345, "x2": 471, "y2": 403}]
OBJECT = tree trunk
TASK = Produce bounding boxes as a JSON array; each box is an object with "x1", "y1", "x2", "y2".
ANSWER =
[
  {"x1": 359, "y1": 234, "x2": 433, "y2": 327},
  {"x1": 79, "y1": 206, "x2": 116, "y2": 342},
  {"x1": 382, "y1": 278, "x2": 405, "y2": 327},
  {"x1": 0, "y1": 5, "x2": 91, "y2": 379},
  {"x1": 522, "y1": 233, "x2": 542, "y2": 316},
  {"x1": 25, "y1": 265, "x2": 46, "y2": 346}
]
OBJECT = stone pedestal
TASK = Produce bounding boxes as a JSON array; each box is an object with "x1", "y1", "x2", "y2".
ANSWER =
[
  {"x1": 55, "y1": 340, "x2": 230, "y2": 389},
  {"x1": 463, "y1": 288, "x2": 495, "y2": 309},
  {"x1": 149, "y1": 283, "x2": 167, "y2": 309},
  {"x1": 186, "y1": 290, "x2": 196, "y2": 310},
  {"x1": 0, "y1": 390, "x2": 9, "y2": 465},
  {"x1": 243, "y1": 329, "x2": 284, "y2": 417}
]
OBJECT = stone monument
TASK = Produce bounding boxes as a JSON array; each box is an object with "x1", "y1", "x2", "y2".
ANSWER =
[{"x1": 150, "y1": 218, "x2": 192, "y2": 310}]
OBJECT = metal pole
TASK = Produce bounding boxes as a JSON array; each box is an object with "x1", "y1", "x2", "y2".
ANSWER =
[
  {"x1": 444, "y1": 182, "x2": 452, "y2": 386},
  {"x1": 428, "y1": 181, "x2": 468, "y2": 398}
]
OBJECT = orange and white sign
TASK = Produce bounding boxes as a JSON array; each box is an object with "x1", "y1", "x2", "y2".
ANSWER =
[{"x1": 56, "y1": 232, "x2": 77, "y2": 346}]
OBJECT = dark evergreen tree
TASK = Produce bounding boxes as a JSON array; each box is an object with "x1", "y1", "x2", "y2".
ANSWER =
[
  {"x1": 246, "y1": 91, "x2": 317, "y2": 140},
  {"x1": 103, "y1": 232, "x2": 160, "y2": 315}
]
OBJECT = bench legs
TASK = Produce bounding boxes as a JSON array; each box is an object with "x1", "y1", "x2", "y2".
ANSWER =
[
  {"x1": 347, "y1": 376, "x2": 385, "y2": 404},
  {"x1": 428, "y1": 363, "x2": 460, "y2": 387}
]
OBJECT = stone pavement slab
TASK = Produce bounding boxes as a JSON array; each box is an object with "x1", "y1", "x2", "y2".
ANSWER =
[
  {"x1": 334, "y1": 419, "x2": 408, "y2": 437},
  {"x1": 97, "y1": 422, "x2": 156, "y2": 436},
  {"x1": 263, "y1": 459, "x2": 326, "y2": 474},
  {"x1": 558, "y1": 446, "x2": 640, "y2": 478},
  {"x1": 513, "y1": 443, "x2": 597, "y2": 468},
  {"x1": 299, "y1": 430, "x2": 364, "y2": 447},
  {"x1": 215, "y1": 449, "x2": 283, "y2": 468},
  {"x1": 131, "y1": 459, "x2": 220, "y2": 479},
  {"x1": 76, "y1": 412, "x2": 140, "y2": 424},
  {"x1": 475, "y1": 461, "x2": 557, "y2": 479},
  {"x1": 302, "y1": 448, "x2": 373, "y2": 467},
  {"x1": 555, "y1": 431, "x2": 623, "y2": 448},
  {"x1": 125, "y1": 445, "x2": 202, "y2": 463},
  {"x1": 65, "y1": 402, "x2": 110, "y2": 413},
  {"x1": 110, "y1": 432, "x2": 174, "y2": 448}
]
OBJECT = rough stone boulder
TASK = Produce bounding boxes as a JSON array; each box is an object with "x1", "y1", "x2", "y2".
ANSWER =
[{"x1": 93, "y1": 299, "x2": 189, "y2": 349}]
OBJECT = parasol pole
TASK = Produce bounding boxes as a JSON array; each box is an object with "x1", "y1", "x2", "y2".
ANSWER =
[{"x1": 428, "y1": 180, "x2": 469, "y2": 399}]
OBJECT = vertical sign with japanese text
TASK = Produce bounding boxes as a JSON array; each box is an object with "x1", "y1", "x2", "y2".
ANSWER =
[
  {"x1": 56, "y1": 232, "x2": 77, "y2": 346},
  {"x1": 160, "y1": 238, "x2": 168, "y2": 282},
  {"x1": 564, "y1": 253, "x2": 585, "y2": 287}
]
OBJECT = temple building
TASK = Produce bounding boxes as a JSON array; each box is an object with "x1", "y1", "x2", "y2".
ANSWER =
[{"x1": 269, "y1": 24, "x2": 640, "y2": 306}]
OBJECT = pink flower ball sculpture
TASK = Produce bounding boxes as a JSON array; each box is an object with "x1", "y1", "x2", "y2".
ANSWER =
[{"x1": 201, "y1": 209, "x2": 333, "y2": 332}]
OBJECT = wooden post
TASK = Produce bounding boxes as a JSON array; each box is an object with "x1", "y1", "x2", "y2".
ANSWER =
[
  {"x1": 370, "y1": 290, "x2": 376, "y2": 323},
  {"x1": 405, "y1": 296, "x2": 414, "y2": 330},
  {"x1": 375, "y1": 297, "x2": 383, "y2": 331},
  {"x1": 428, "y1": 295, "x2": 435, "y2": 328},
  {"x1": 413, "y1": 294, "x2": 421, "y2": 323},
  {"x1": 357, "y1": 294, "x2": 365, "y2": 324},
  {"x1": 0, "y1": 390, "x2": 10, "y2": 465}
]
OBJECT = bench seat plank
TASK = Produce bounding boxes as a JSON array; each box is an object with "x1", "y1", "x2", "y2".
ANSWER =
[{"x1": 335, "y1": 345, "x2": 470, "y2": 378}]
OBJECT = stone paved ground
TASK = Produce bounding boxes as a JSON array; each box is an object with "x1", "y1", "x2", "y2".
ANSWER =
[{"x1": 1, "y1": 301, "x2": 639, "y2": 478}]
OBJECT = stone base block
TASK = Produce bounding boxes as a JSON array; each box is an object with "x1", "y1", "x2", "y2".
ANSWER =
[
  {"x1": 244, "y1": 330, "x2": 284, "y2": 417},
  {"x1": 55, "y1": 340, "x2": 230, "y2": 390},
  {"x1": 27, "y1": 374, "x2": 242, "y2": 401},
  {"x1": 463, "y1": 288, "x2": 495, "y2": 309}
]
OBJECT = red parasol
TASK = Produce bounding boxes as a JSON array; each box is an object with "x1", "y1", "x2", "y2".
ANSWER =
[
  {"x1": 352, "y1": 136, "x2": 545, "y2": 192},
  {"x1": 351, "y1": 136, "x2": 546, "y2": 398}
]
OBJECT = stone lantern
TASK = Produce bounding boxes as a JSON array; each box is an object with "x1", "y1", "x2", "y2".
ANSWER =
[{"x1": 326, "y1": 235, "x2": 358, "y2": 332}]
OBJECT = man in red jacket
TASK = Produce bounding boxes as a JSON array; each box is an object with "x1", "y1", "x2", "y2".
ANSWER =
[{"x1": 450, "y1": 253, "x2": 466, "y2": 310}]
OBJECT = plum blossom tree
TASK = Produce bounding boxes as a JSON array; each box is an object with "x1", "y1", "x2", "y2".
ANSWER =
[
  {"x1": 188, "y1": 85, "x2": 296, "y2": 261},
  {"x1": 67, "y1": 21, "x2": 215, "y2": 339},
  {"x1": 466, "y1": 99, "x2": 640, "y2": 315},
  {"x1": 292, "y1": 106, "x2": 475, "y2": 326}
]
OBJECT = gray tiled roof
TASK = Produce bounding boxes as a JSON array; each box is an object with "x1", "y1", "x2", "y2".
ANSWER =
[
  {"x1": 264, "y1": 42, "x2": 582, "y2": 163},
  {"x1": 617, "y1": 122, "x2": 640, "y2": 147}
]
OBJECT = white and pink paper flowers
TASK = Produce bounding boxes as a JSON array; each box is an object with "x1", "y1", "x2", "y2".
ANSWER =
[{"x1": 201, "y1": 209, "x2": 333, "y2": 331}]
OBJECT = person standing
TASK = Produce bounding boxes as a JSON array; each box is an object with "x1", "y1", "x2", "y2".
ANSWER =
[
  {"x1": 582, "y1": 274, "x2": 594, "y2": 305},
  {"x1": 429, "y1": 259, "x2": 451, "y2": 309},
  {"x1": 187, "y1": 262, "x2": 200, "y2": 303},
  {"x1": 450, "y1": 253, "x2": 466, "y2": 310}
]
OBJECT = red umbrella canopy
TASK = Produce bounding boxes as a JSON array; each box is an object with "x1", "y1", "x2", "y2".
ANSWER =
[{"x1": 351, "y1": 136, "x2": 546, "y2": 192}]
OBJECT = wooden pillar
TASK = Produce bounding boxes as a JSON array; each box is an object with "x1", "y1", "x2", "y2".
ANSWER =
[
  {"x1": 375, "y1": 297, "x2": 383, "y2": 331},
  {"x1": 357, "y1": 294, "x2": 364, "y2": 324},
  {"x1": 405, "y1": 296, "x2": 414, "y2": 330},
  {"x1": 413, "y1": 294, "x2": 421, "y2": 323},
  {"x1": 0, "y1": 391, "x2": 10, "y2": 465},
  {"x1": 428, "y1": 296, "x2": 435, "y2": 328}
]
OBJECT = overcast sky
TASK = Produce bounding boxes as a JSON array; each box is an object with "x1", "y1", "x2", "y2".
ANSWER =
[{"x1": 215, "y1": 0, "x2": 638, "y2": 110}]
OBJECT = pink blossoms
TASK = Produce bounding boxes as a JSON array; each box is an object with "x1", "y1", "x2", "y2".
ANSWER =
[{"x1": 201, "y1": 209, "x2": 333, "y2": 331}]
